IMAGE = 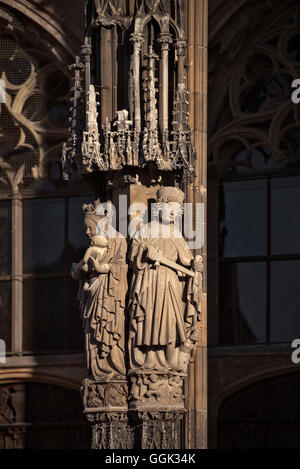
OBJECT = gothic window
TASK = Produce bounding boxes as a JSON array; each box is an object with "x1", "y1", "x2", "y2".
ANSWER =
[
  {"x1": 219, "y1": 175, "x2": 300, "y2": 345},
  {"x1": 208, "y1": 1, "x2": 300, "y2": 345},
  {"x1": 0, "y1": 14, "x2": 92, "y2": 355},
  {"x1": 0, "y1": 383, "x2": 89, "y2": 449},
  {"x1": 22, "y1": 195, "x2": 93, "y2": 353},
  {"x1": 0, "y1": 200, "x2": 12, "y2": 351},
  {"x1": 218, "y1": 372, "x2": 300, "y2": 449}
]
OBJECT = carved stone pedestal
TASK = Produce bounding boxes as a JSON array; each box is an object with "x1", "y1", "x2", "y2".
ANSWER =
[
  {"x1": 65, "y1": 0, "x2": 207, "y2": 449},
  {"x1": 129, "y1": 410, "x2": 185, "y2": 449},
  {"x1": 81, "y1": 378, "x2": 132, "y2": 449},
  {"x1": 128, "y1": 371, "x2": 186, "y2": 448},
  {"x1": 129, "y1": 372, "x2": 185, "y2": 410}
]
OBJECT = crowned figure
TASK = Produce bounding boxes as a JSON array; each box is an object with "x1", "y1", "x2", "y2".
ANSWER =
[{"x1": 71, "y1": 201, "x2": 127, "y2": 379}]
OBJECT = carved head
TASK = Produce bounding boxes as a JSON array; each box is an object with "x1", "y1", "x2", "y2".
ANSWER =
[
  {"x1": 91, "y1": 235, "x2": 108, "y2": 248},
  {"x1": 156, "y1": 186, "x2": 184, "y2": 224},
  {"x1": 82, "y1": 201, "x2": 106, "y2": 242}
]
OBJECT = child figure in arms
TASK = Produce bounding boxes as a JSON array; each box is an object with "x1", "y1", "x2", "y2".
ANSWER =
[{"x1": 76, "y1": 235, "x2": 108, "y2": 274}]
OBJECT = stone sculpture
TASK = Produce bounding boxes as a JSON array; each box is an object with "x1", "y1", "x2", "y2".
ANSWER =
[
  {"x1": 128, "y1": 186, "x2": 203, "y2": 410},
  {"x1": 78, "y1": 234, "x2": 108, "y2": 274},
  {"x1": 64, "y1": 0, "x2": 204, "y2": 448},
  {"x1": 71, "y1": 201, "x2": 127, "y2": 379}
]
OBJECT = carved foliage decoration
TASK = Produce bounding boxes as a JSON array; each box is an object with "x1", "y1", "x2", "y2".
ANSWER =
[
  {"x1": 133, "y1": 411, "x2": 184, "y2": 449},
  {"x1": 91, "y1": 418, "x2": 133, "y2": 449},
  {"x1": 81, "y1": 379, "x2": 128, "y2": 409},
  {"x1": 81, "y1": 379, "x2": 131, "y2": 449}
]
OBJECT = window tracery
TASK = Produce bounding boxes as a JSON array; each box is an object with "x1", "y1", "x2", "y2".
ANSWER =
[
  {"x1": 0, "y1": 8, "x2": 91, "y2": 356},
  {"x1": 208, "y1": 0, "x2": 300, "y2": 346},
  {"x1": 209, "y1": 2, "x2": 300, "y2": 173},
  {"x1": 0, "y1": 18, "x2": 69, "y2": 187}
]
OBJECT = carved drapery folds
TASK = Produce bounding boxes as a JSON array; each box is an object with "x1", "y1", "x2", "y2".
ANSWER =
[
  {"x1": 71, "y1": 202, "x2": 127, "y2": 380},
  {"x1": 72, "y1": 201, "x2": 129, "y2": 448},
  {"x1": 127, "y1": 187, "x2": 202, "y2": 420},
  {"x1": 62, "y1": 0, "x2": 196, "y2": 178},
  {"x1": 71, "y1": 188, "x2": 203, "y2": 448}
]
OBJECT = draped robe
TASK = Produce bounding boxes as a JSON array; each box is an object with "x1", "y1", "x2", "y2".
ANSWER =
[
  {"x1": 128, "y1": 221, "x2": 200, "y2": 372},
  {"x1": 78, "y1": 233, "x2": 127, "y2": 378}
]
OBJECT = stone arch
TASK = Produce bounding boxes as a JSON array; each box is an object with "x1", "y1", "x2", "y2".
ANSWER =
[
  {"x1": 0, "y1": 369, "x2": 82, "y2": 391},
  {"x1": 209, "y1": 360, "x2": 299, "y2": 445},
  {"x1": 0, "y1": 4, "x2": 75, "y2": 186},
  {"x1": 215, "y1": 369, "x2": 300, "y2": 448},
  {"x1": 208, "y1": 0, "x2": 300, "y2": 171},
  {"x1": 0, "y1": 377, "x2": 89, "y2": 449},
  {"x1": 0, "y1": 0, "x2": 81, "y2": 60}
]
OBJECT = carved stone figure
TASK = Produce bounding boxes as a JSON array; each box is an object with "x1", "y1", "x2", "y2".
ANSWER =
[
  {"x1": 71, "y1": 201, "x2": 127, "y2": 379},
  {"x1": 128, "y1": 373, "x2": 185, "y2": 409},
  {"x1": 78, "y1": 234, "x2": 108, "y2": 274},
  {"x1": 128, "y1": 186, "x2": 202, "y2": 377},
  {"x1": 81, "y1": 379, "x2": 127, "y2": 409}
]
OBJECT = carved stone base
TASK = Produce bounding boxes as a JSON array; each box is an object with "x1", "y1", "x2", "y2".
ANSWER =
[
  {"x1": 81, "y1": 377, "x2": 187, "y2": 449},
  {"x1": 87, "y1": 412, "x2": 132, "y2": 449},
  {"x1": 81, "y1": 378, "x2": 132, "y2": 449},
  {"x1": 126, "y1": 372, "x2": 187, "y2": 448},
  {"x1": 129, "y1": 410, "x2": 185, "y2": 449},
  {"x1": 129, "y1": 371, "x2": 186, "y2": 410},
  {"x1": 81, "y1": 378, "x2": 128, "y2": 409}
]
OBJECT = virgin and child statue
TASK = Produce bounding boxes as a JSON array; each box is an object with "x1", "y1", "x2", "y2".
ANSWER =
[{"x1": 71, "y1": 202, "x2": 127, "y2": 380}]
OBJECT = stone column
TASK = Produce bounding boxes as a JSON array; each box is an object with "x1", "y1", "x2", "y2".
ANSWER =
[
  {"x1": 130, "y1": 31, "x2": 144, "y2": 133},
  {"x1": 67, "y1": 0, "x2": 208, "y2": 450},
  {"x1": 186, "y1": 0, "x2": 208, "y2": 450},
  {"x1": 12, "y1": 187, "x2": 22, "y2": 355},
  {"x1": 158, "y1": 33, "x2": 173, "y2": 133},
  {"x1": 82, "y1": 378, "x2": 131, "y2": 449},
  {"x1": 81, "y1": 42, "x2": 92, "y2": 121},
  {"x1": 175, "y1": 38, "x2": 187, "y2": 86}
]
